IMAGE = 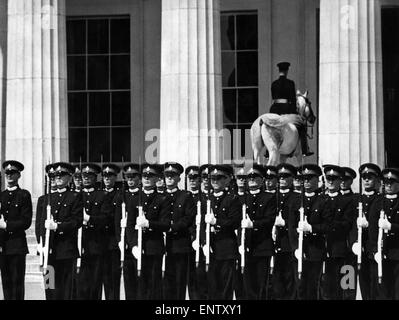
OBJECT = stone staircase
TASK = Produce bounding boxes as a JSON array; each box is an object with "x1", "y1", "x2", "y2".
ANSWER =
[{"x1": 25, "y1": 214, "x2": 43, "y2": 283}]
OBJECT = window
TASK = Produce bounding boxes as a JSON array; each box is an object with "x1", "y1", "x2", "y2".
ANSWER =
[
  {"x1": 221, "y1": 12, "x2": 258, "y2": 160},
  {"x1": 67, "y1": 17, "x2": 131, "y2": 163}
]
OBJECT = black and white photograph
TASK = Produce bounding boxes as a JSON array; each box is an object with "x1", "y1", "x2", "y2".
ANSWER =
[{"x1": 0, "y1": 0, "x2": 398, "y2": 308}]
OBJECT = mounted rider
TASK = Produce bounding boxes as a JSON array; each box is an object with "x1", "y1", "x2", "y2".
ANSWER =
[{"x1": 270, "y1": 62, "x2": 313, "y2": 157}]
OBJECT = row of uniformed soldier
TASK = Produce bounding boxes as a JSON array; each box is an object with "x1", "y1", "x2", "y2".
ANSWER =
[{"x1": 2, "y1": 159, "x2": 399, "y2": 300}]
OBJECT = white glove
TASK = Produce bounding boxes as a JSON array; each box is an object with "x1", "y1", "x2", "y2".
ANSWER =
[
  {"x1": 192, "y1": 239, "x2": 200, "y2": 251},
  {"x1": 298, "y1": 220, "x2": 312, "y2": 233},
  {"x1": 238, "y1": 244, "x2": 246, "y2": 255},
  {"x1": 136, "y1": 215, "x2": 149, "y2": 228},
  {"x1": 202, "y1": 244, "x2": 213, "y2": 257},
  {"x1": 357, "y1": 217, "x2": 369, "y2": 229},
  {"x1": 379, "y1": 218, "x2": 391, "y2": 231},
  {"x1": 352, "y1": 242, "x2": 361, "y2": 256},
  {"x1": 274, "y1": 215, "x2": 285, "y2": 227},
  {"x1": 0, "y1": 216, "x2": 6, "y2": 230},
  {"x1": 45, "y1": 219, "x2": 58, "y2": 231},
  {"x1": 118, "y1": 241, "x2": 124, "y2": 252},
  {"x1": 205, "y1": 213, "x2": 216, "y2": 226},
  {"x1": 120, "y1": 217, "x2": 127, "y2": 229},
  {"x1": 132, "y1": 246, "x2": 141, "y2": 260},
  {"x1": 83, "y1": 211, "x2": 90, "y2": 225},
  {"x1": 195, "y1": 214, "x2": 202, "y2": 226},
  {"x1": 241, "y1": 218, "x2": 253, "y2": 229}
]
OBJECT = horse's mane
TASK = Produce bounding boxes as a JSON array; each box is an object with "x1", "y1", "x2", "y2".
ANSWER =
[{"x1": 259, "y1": 113, "x2": 304, "y2": 129}]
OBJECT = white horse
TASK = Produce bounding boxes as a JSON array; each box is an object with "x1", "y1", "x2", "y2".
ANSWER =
[{"x1": 250, "y1": 90, "x2": 316, "y2": 166}]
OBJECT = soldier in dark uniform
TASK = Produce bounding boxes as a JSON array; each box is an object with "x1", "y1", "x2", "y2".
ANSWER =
[
  {"x1": 272, "y1": 163, "x2": 299, "y2": 300},
  {"x1": 162, "y1": 162, "x2": 195, "y2": 299},
  {"x1": 0, "y1": 160, "x2": 33, "y2": 300},
  {"x1": 188, "y1": 165, "x2": 210, "y2": 300},
  {"x1": 116, "y1": 163, "x2": 141, "y2": 300},
  {"x1": 263, "y1": 166, "x2": 278, "y2": 300},
  {"x1": 369, "y1": 168, "x2": 399, "y2": 300},
  {"x1": 233, "y1": 167, "x2": 246, "y2": 300},
  {"x1": 72, "y1": 166, "x2": 82, "y2": 192},
  {"x1": 75, "y1": 163, "x2": 113, "y2": 300},
  {"x1": 41, "y1": 162, "x2": 83, "y2": 300},
  {"x1": 241, "y1": 165, "x2": 276, "y2": 299},
  {"x1": 156, "y1": 164, "x2": 166, "y2": 194},
  {"x1": 270, "y1": 62, "x2": 313, "y2": 156},
  {"x1": 340, "y1": 167, "x2": 358, "y2": 300},
  {"x1": 101, "y1": 164, "x2": 122, "y2": 300},
  {"x1": 289, "y1": 164, "x2": 332, "y2": 300},
  {"x1": 205, "y1": 165, "x2": 241, "y2": 300},
  {"x1": 264, "y1": 166, "x2": 278, "y2": 194},
  {"x1": 35, "y1": 163, "x2": 57, "y2": 280},
  {"x1": 136, "y1": 164, "x2": 172, "y2": 300},
  {"x1": 349, "y1": 163, "x2": 381, "y2": 300},
  {"x1": 320, "y1": 165, "x2": 355, "y2": 300},
  {"x1": 185, "y1": 166, "x2": 205, "y2": 300}
]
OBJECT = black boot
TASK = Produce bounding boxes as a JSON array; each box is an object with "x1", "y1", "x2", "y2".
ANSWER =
[{"x1": 300, "y1": 129, "x2": 314, "y2": 157}]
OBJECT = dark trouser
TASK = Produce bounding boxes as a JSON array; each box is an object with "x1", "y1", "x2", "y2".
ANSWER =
[
  {"x1": 45, "y1": 258, "x2": 75, "y2": 300},
  {"x1": 75, "y1": 255, "x2": 103, "y2": 300},
  {"x1": 358, "y1": 257, "x2": 378, "y2": 300},
  {"x1": 188, "y1": 250, "x2": 208, "y2": 300},
  {"x1": 102, "y1": 249, "x2": 121, "y2": 300},
  {"x1": 295, "y1": 260, "x2": 323, "y2": 300},
  {"x1": 163, "y1": 252, "x2": 189, "y2": 300},
  {"x1": 273, "y1": 252, "x2": 296, "y2": 300},
  {"x1": 138, "y1": 254, "x2": 163, "y2": 300},
  {"x1": 320, "y1": 257, "x2": 346, "y2": 300},
  {"x1": 208, "y1": 258, "x2": 235, "y2": 300},
  {"x1": 1, "y1": 254, "x2": 26, "y2": 300},
  {"x1": 123, "y1": 254, "x2": 139, "y2": 300},
  {"x1": 343, "y1": 253, "x2": 357, "y2": 300},
  {"x1": 243, "y1": 255, "x2": 271, "y2": 300},
  {"x1": 233, "y1": 261, "x2": 245, "y2": 300},
  {"x1": 377, "y1": 259, "x2": 399, "y2": 300}
]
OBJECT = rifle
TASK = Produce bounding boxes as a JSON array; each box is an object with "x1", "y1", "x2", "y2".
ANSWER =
[
  {"x1": 120, "y1": 157, "x2": 127, "y2": 269},
  {"x1": 76, "y1": 157, "x2": 83, "y2": 274},
  {"x1": 356, "y1": 177, "x2": 363, "y2": 270},
  {"x1": 43, "y1": 164, "x2": 52, "y2": 275},
  {"x1": 295, "y1": 174, "x2": 305, "y2": 280},
  {"x1": 240, "y1": 202, "x2": 247, "y2": 274},
  {"x1": 205, "y1": 168, "x2": 211, "y2": 273},
  {"x1": 137, "y1": 178, "x2": 143, "y2": 277},
  {"x1": 375, "y1": 181, "x2": 386, "y2": 284},
  {"x1": 161, "y1": 164, "x2": 167, "y2": 279},
  {"x1": 195, "y1": 193, "x2": 202, "y2": 268},
  {"x1": 271, "y1": 180, "x2": 282, "y2": 275},
  {"x1": 39, "y1": 171, "x2": 47, "y2": 268}
]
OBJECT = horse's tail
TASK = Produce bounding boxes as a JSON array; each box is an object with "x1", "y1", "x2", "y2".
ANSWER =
[{"x1": 259, "y1": 118, "x2": 265, "y2": 148}]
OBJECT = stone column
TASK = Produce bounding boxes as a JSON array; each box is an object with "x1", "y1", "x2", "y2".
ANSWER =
[
  {"x1": 318, "y1": 0, "x2": 384, "y2": 171},
  {"x1": 159, "y1": 0, "x2": 223, "y2": 167},
  {"x1": 6, "y1": 0, "x2": 68, "y2": 198},
  {"x1": 0, "y1": 0, "x2": 7, "y2": 163}
]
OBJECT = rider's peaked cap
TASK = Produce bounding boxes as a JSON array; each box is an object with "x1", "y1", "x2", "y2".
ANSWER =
[
  {"x1": 359, "y1": 163, "x2": 381, "y2": 177},
  {"x1": 277, "y1": 163, "x2": 297, "y2": 176},
  {"x1": 277, "y1": 62, "x2": 290, "y2": 71}
]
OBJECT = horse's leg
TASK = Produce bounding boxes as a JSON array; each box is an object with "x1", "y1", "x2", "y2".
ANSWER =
[
  {"x1": 251, "y1": 120, "x2": 264, "y2": 164},
  {"x1": 268, "y1": 149, "x2": 280, "y2": 166}
]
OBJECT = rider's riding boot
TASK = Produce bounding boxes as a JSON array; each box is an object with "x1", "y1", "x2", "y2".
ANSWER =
[{"x1": 300, "y1": 129, "x2": 314, "y2": 157}]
